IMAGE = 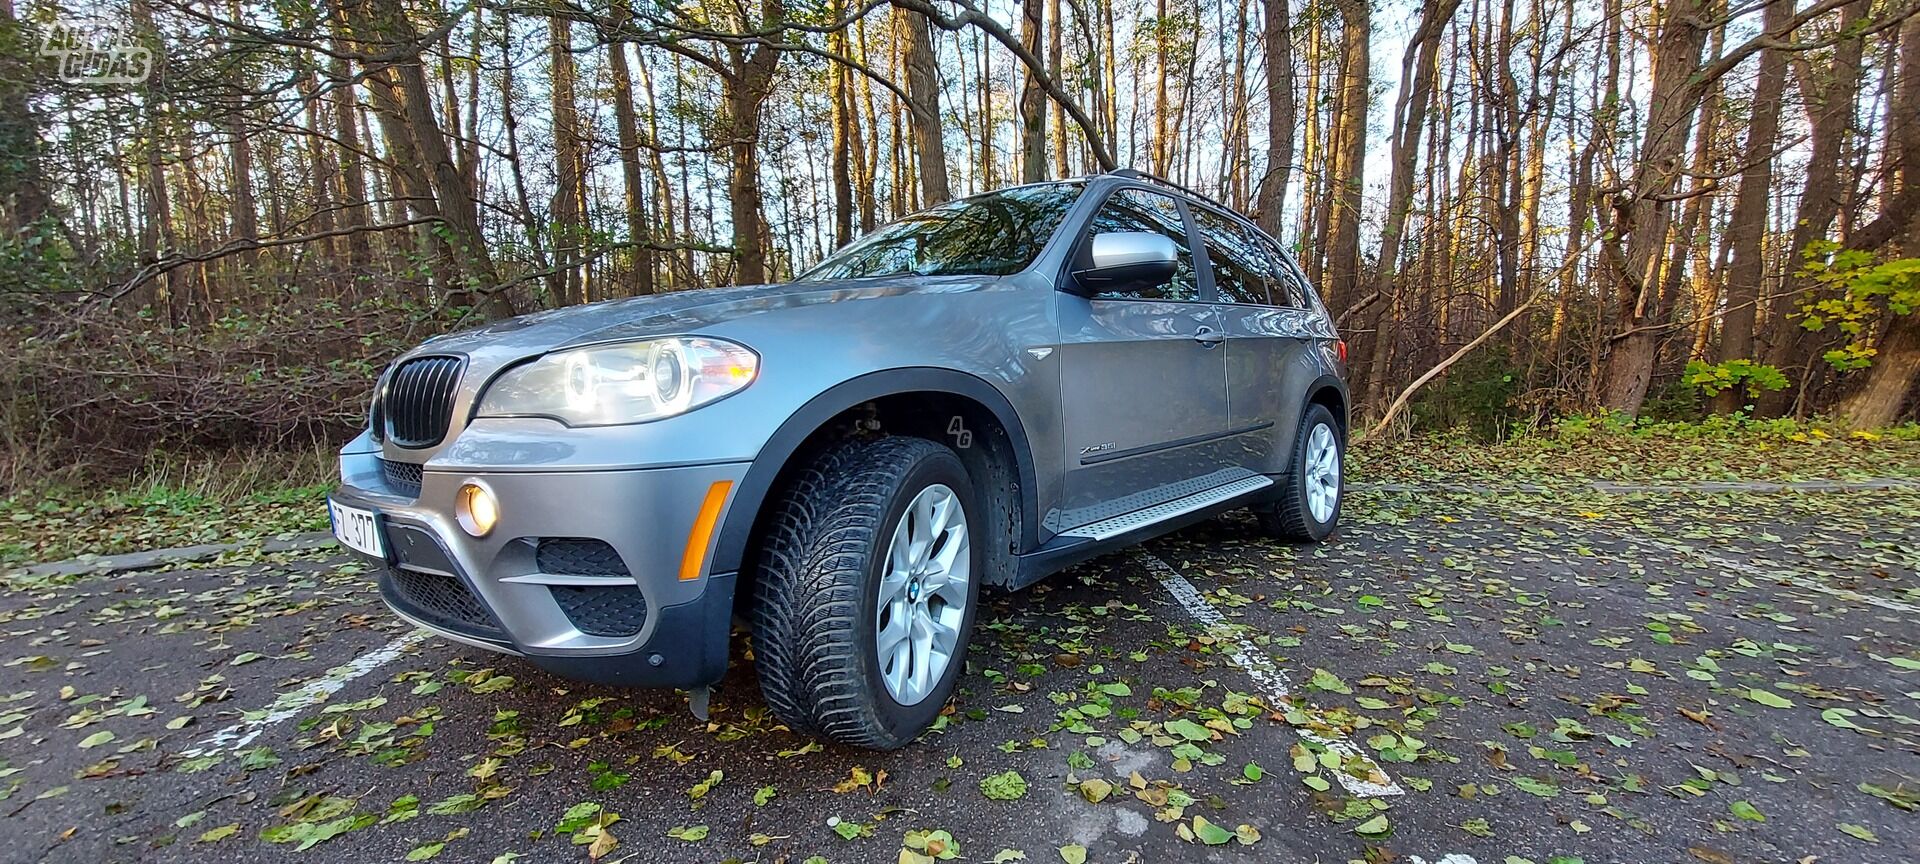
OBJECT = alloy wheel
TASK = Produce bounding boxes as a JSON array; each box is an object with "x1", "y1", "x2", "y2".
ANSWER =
[
  {"x1": 1304, "y1": 422, "x2": 1341, "y2": 524},
  {"x1": 874, "y1": 483, "x2": 971, "y2": 705}
]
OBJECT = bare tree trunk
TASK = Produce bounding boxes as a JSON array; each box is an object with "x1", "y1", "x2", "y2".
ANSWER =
[
  {"x1": 360, "y1": 67, "x2": 444, "y2": 265},
  {"x1": 1759, "y1": 1, "x2": 1867, "y2": 414},
  {"x1": 1048, "y1": 0, "x2": 1069, "y2": 176},
  {"x1": 1296, "y1": 15, "x2": 1322, "y2": 267},
  {"x1": 1219, "y1": 0, "x2": 1250, "y2": 206},
  {"x1": 1175, "y1": 14, "x2": 1199, "y2": 184},
  {"x1": 831, "y1": 80, "x2": 855, "y2": 246},
  {"x1": 328, "y1": 28, "x2": 372, "y2": 273},
  {"x1": 1516, "y1": 0, "x2": 1554, "y2": 339},
  {"x1": 549, "y1": 16, "x2": 585, "y2": 305},
  {"x1": 854, "y1": 16, "x2": 880, "y2": 231},
  {"x1": 1837, "y1": 13, "x2": 1920, "y2": 426},
  {"x1": 1321, "y1": 0, "x2": 1370, "y2": 315},
  {"x1": 606, "y1": 11, "x2": 655, "y2": 295},
  {"x1": 494, "y1": 12, "x2": 556, "y2": 303},
  {"x1": 903, "y1": 9, "x2": 951, "y2": 206},
  {"x1": 1019, "y1": 0, "x2": 1048, "y2": 182},
  {"x1": 1838, "y1": 314, "x2": 1920, "y2": 425},
  {"x1": 223, "y1": 46, "x2": 259, "y2": 274},
  {"x1": 636, "y1": 54, "x2": 683, "y2": 287},
  {"x1": 1549, "y1": 0, "x2": 1618, "y2": 374},
  {"x1": 1712, "y1": 0, "x2": 1793, "y2": 413},
  {"x1": 1598, "y1": 0, "x2": 1711, "y2": 414},
  {"x1": 1151, "y1": 0, "x2": 1170, "y2": 174},
  {"x1": 831, "y1": 5, "x2": 855, "y2": 246},
  {"x1": 347, "y1": 0, "x2": 506, "y2": 312},
  {"x1": 299, "y1": 65, "x2": 338, "y2": 262},
  {"x1": 126, "y1": 0, "x2": 179, "y2": 314},
  {"x1": 1485, "y1": 0, "x2": 1522, "y2": 322},
  {"x1": 891, "y1": 27, "x2": 912, "y2": 212},
  {"x1": 1253, "y1": 0, "x2": 1295, "y2": 236},
  {"x1": 723, "y1": 0, "x2": 784, "y2": 285},
  {"x1": 1359, "y1": 0, "x2": 1459, "y2": 406},
  {"x1": 1848, "y1": 16, "x2": 1920, "y2": 254}
]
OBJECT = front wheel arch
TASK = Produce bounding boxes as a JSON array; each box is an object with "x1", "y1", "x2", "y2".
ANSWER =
[{"x1": 708, "y1": 369, "x2": 1040, "y2": 579}]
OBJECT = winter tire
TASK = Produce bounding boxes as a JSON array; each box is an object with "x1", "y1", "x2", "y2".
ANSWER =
[
  {"x1": 751, "y1": 436, "x2": 980, "y2": 749},
  {"x1": 1256, "y1": 404, "x2": 1343, "y2": 541}
]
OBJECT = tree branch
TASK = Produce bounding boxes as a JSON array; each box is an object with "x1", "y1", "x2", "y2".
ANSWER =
[
  {"x1": 887, "y1": 0, "x2": 1116, "y2": 170},
  {"x1": 101, "y1": 218, "x2": 446, "y2": 307},
  {"x1": 1360, "y1": 295, "x2": 1539, "y2": 444}
]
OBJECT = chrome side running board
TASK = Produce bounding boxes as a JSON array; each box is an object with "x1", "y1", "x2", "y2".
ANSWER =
[{"x1": 1058, "y1": 475, "x2": 1273, "y2": 541}]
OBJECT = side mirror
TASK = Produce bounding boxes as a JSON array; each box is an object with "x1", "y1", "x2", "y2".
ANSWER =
[{"x1": 1070, "y1": 232, "x2": 1178, "y2": 296}]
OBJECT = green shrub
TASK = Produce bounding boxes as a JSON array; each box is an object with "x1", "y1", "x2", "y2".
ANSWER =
[{"x1": 1409, "y1": 346, "x2": 1523, "y2": 441}]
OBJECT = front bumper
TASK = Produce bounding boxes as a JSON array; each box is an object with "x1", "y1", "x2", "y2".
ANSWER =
[{"x1": 330, "y1": 443, "x2": 749, "y2": 688}]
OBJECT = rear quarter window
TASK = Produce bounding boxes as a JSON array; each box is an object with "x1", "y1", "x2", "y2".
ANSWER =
[
  {"x1": 1191, "y1": 207, "x2": 1275, "y2": 306},
  {"x1": 1198, "y1": 204, "x2": 1314, "y2": 309}
]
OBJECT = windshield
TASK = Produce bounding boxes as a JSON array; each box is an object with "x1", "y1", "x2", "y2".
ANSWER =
[{"x1": 798, "y1": 183, "x2": 1083, "y2": 281}]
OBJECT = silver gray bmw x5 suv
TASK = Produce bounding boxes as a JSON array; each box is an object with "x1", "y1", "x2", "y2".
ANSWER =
[{"x1": 328, "y1": 170, "x2": 1348, "y2": 748}]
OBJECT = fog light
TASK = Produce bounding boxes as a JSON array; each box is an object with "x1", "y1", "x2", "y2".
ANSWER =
[{"x1": 455, "y1": 482, "x2": 499, "y2": 537}]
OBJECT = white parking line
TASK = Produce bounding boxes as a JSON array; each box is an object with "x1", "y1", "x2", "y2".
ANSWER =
[
  {"x1": 1496, "y1": 501, "x2": 1920, "y2": 617},
  {"x1": 179, "y1": 629, "x2": 429, "y2": 758},
  {"x1": 1139, "y1": 552, "x2": 1403, "y2": 798},
  {"x1": 1665, "y1": 543, "x2": 1920, "y2": 616}
]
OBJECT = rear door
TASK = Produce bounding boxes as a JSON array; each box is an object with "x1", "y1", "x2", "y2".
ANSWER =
[
  {"x1": 1191, "y1": 205, "x2": 1324, "y2": 471},
  {"x1": 1054, "y1": 187, "x2": 1231, "y2": 530}
]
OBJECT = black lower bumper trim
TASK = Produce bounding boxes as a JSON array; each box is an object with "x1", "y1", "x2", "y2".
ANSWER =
[
  {"x1": 519, "y1": 572, "x2": 737, "y2": 688},
  {"x1": 381, "y1": 567, "x2": 509, "y2": 642},
  {"x1": 361, "y1": 513, "x2": 737, "y2": 689}
]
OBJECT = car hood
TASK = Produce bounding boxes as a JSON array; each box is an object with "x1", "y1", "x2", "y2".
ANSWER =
[{"x1": 405, "y1": 275, "x2": 1000, "y2": 364}]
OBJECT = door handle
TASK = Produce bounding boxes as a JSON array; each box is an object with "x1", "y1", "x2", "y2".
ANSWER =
[{"x1": 1193, "y1": 327, "x2": 1224, "y2": 348}]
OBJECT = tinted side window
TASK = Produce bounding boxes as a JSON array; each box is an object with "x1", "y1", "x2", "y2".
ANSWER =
[
  {"x1": 1081, "y1": 188, "x2": 1199, "y2": 301},
  {"x1": 1192, "y1": 208, "x2": 1272, "y2": 306},
  {"x1": 1267, "y1": 248, "x2": 1311, "y2": 308}
]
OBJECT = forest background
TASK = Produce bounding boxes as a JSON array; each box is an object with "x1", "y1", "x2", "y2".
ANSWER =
[{"x1": 2, "y1": 0, "x2": 1918, "y2": 490}]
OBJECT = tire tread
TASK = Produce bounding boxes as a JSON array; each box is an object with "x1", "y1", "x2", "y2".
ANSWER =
[
  {"x1": 751, "y1": 436, "x2": 957, "y2": 748},
  {"x1": 1257, "y1": 404, "x2": 1341, "y2": 541}
]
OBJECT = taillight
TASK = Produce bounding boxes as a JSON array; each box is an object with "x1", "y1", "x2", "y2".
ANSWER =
[{"x1": 1336, "y1": 340, "x2": 1349, "y2": 363}]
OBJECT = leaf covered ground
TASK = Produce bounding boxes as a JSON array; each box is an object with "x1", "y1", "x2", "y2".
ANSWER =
[
  {"x1": 0, "y1": 485, "x2": 330, "y2": 569},
  {"x1": 1355, "y1": 416, "x2": 1920, "y2": 485},
  {"x1": 0, "y1": 424, "x2": 1915, "y2": 864}
]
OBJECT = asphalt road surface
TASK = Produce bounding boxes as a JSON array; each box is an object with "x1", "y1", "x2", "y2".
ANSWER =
[{"x1": 3, "y1": 482, "x2": 1916, "y2": 864}]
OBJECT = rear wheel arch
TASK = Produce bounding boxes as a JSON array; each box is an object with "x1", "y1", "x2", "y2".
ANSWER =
[
  {"x1": 1304, "y1": 375, "x2": 1350, "y2": 438},
  {"x1": 1257, "y1": 401, "x2": 1344, "y2": 541},
  {"x1": 710, "y1": 369, "x2": 1039, "y2": 588}
]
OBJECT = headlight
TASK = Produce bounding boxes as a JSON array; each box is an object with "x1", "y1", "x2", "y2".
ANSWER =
[{"x1": 475, "y1": 337, "x2": 757, "y2": 426}]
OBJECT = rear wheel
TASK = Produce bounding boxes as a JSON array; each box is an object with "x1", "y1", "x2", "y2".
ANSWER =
[
  {"x1": 751, "y1": 436, "x2": 979, "y2": 749},
  {"x1": 1256, "y1": 403, "x2": 1343, "y2": 541}
]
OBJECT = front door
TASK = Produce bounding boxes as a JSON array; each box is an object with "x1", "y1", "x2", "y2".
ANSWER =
[{"x1": 1054, "y1": 187, "x2": 1231, "y2": 532}]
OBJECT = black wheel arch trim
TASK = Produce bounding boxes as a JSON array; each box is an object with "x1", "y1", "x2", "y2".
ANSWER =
[
  {"x1": 707, "y1": 367, "x2": 1042, "y2": 576},
  {"x1": 1304, "y1": 373, "x2": 1350, "y2": 434}
]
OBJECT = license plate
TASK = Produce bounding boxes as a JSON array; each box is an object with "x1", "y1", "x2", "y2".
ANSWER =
[{"x1": 328, "y1": 499, "x2": 386, "y2": 558}]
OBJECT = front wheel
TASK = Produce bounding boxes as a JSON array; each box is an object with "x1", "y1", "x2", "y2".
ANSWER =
[
  {"x1": 1256, "y1": 404, "x2": 1343, "y2": 541},
  {"x1": 751, "y1": 436, "x2": 980, "y2": 749}
]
